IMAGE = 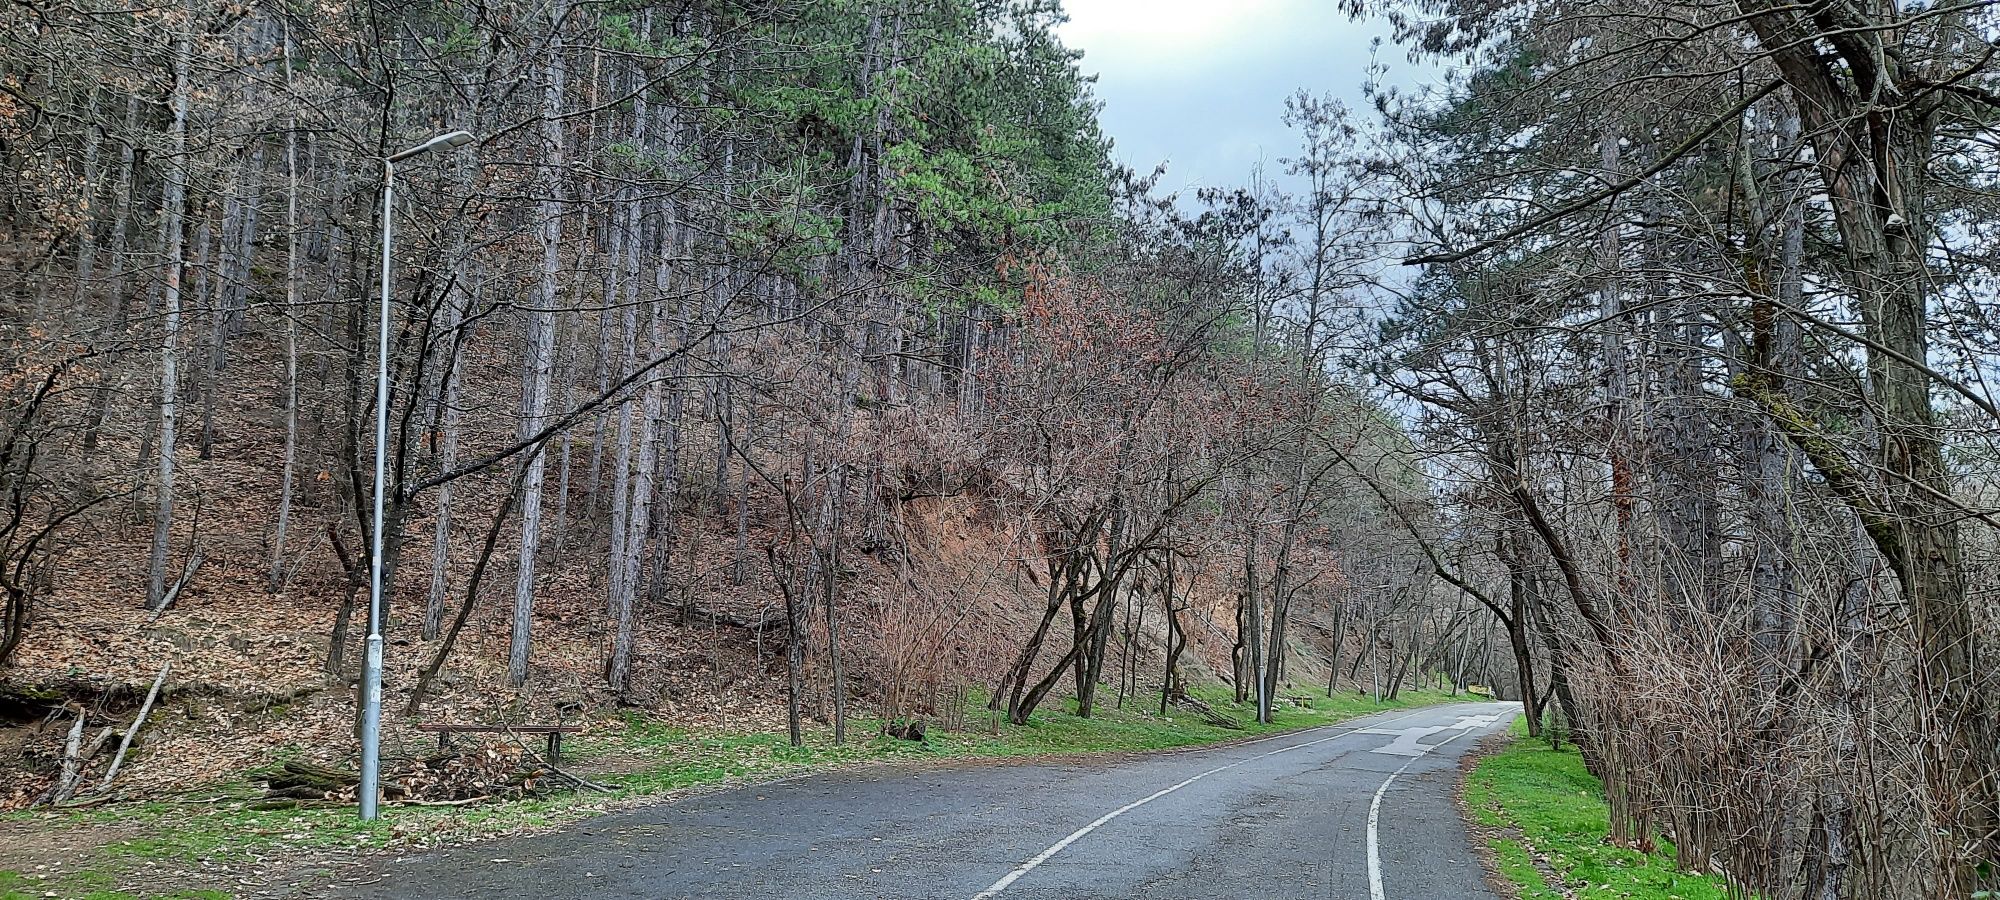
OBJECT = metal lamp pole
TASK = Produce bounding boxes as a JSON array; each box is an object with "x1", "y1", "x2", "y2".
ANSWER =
[{"x1": 360, "y1": 129, "x2": 475, "y2": 822}]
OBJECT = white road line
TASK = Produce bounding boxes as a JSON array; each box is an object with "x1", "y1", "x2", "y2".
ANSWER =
[
  {"x1": 1367, "y1": 706, "x2": 1511, "y2": 900},
  {"x1": 966, "y1": 707, "x2": 1439, "y2": 899}
]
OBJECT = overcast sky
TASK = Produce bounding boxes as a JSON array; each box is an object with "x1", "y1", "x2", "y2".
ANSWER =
[{"x1": 1057, "y1": 0, "x2": 1418, "y2": 200}]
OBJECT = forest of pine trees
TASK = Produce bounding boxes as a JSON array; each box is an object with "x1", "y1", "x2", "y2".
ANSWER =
[
  {"x1": 2, "y1": 0, "x2": 1446, "y2": 792},
  {"x1": 6, "y1": 0, "x2": 2000, "y2": 897}
]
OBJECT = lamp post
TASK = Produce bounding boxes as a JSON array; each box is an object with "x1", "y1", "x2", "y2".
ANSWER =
[{"x1": 360, "y1": 129, "x2": 475, "y2": 822}]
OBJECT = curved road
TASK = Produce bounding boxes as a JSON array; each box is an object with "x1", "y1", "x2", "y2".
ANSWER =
[{"x1": 329, "y1": 701, "x2": 1515, "y2": 899}]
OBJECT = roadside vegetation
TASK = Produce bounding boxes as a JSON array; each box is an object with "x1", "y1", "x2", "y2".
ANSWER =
[
  {"x1": 8, "y1": 0, "x2": 2000, "y2": 895},
  {"x1": 1, "y1": 687, "x2": 1459, "y2": 899},
  {"x1": 1464, "y1": 721, "x2": 1733, "y2": 900}
]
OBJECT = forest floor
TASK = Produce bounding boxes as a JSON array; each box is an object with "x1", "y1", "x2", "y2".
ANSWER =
[
  {"x1": 0, "y1": 685, "x2": 1459, "y2": 899},
  {"x1": 1459, "y1": 720, "x2": 1734, "y2": 900}
]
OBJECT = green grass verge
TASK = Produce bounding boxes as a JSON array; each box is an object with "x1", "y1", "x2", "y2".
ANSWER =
[
  {"x1": 1463, "y1": 720, "x2": 1733, "y2": 900},
  {"x1": 5, "y1": 685, "x2": 1462, "y2": 899},
  {"x1": 0, "y1": 867, "x2": 227, "y2": 900}
]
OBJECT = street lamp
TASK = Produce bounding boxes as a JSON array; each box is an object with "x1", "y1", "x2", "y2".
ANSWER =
[{"x1": 360, "y1": 129, "x2": 476, "y2": 822}]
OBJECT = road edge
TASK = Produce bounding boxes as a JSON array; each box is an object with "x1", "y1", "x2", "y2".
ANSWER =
[
  {"x1": 288, "y1": 697, "x2": 1474, "y2": 898},
  {"x1": 1456, "y1": 726, "x2": 1574, "y2": 900}
]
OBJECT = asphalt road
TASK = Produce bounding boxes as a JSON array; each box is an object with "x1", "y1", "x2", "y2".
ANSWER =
[{"x1": 327, "y1": 700, "x2": 1516, "y2": 900}]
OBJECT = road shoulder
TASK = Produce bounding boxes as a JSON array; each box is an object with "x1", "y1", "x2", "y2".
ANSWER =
[
  {"x1": 1456, "y1": 728, "x2": 1564, "y2": 900},
  {"x1": 1457, "y1": 724, "x2": 1736, "y2": 900}
]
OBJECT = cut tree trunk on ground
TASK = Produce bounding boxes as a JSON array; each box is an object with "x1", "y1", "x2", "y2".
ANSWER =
[
  {"x1": 93, "y1": 659, "x2": 170, "y2": 796},
  {"x1": 669, "y1": 599, "x2": 789, "y2": 634},
  {"x1": 1168, "y1": 693, "x2": 1243, "y2": 730},
  {"x1": 264, "y1": 760, "x2": 358, "y2": 793},
  {"x1": 37, "y1": 710, "x2": 115, "y2": 806}
]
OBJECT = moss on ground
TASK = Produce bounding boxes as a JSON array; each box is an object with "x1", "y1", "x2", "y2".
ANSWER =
[
  {"x1": 1463, "y1": 720, "x2": 1733, "y2": 900},
  {"x1": 7, "y1": 685, "x2": 1461, "y2": 898}
]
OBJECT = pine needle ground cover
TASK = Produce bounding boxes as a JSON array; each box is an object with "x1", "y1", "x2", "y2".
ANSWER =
[{"x1": 1463, "y1": 722, "x2": 1734, "y2": 900}]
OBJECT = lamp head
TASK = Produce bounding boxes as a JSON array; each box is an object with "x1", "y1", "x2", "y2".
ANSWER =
[{"x1": 389, "y1": 130, "x2": 478, "y2": 163}]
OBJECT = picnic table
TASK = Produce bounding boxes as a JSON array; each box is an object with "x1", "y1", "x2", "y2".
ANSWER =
[{"x1": 414, "y1": 723, "x2": 583, "y2": 764}]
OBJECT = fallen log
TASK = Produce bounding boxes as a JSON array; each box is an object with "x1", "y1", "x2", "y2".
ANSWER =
[
  {"x1": 36, "y1": 711, "x2": 86, "y2": 806},
  {"x1": 392, "y1": 795, "x2": 492, "y2": 808},
  {"x1": 263, "y1": 784, "x2": 331, "y2": 801},
  {"x1": 668, "y1": 599, "x2": 787, "y2": 634},
  {"x1": 276, "y1": 760, "x2": 358, "y2": 786},
  {"x1": 37, "y1": 710, "x2": 115, "y2": 806},
  {"x1": 93, "y1": 659, "x2": 172, "y2": 796},
  {"x1": 1168, "y1": 694, "x2": 1243, "y2": 730},
  {"x1": 247, "y1": 798, "x2": 346, "y2": 811}
]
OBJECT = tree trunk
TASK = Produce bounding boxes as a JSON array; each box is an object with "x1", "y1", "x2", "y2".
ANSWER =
[
  {"x1": 1499, "y1": 532, "x2": 1543, "y2": 736},
  {"x1": 820, "y1": 468, "x2": 847, "y2": 743},
  {"x1": 72, "y1": 84, "x2": 102, "y2": 310},
  {"x1": 780, "y1": 544, "x2": 805, "y2": 748},
  {"x1": 81, "y1": 63, "x2": 143, "y2": 451},
  {"x1": 1242, "y1": 538, "x2": 1264, "y2": 714},
  {"x1": 1260, "y1": 465, "x2": 1310, "y2": 723},
  {"x1": 424, "y1": 262, "x2": 471, "y2": 638},
  {"x1": 606, "y1": 225, "x2": 638, "y2": 622},
  {"x1": 1004, "y1": 552, "x2": 1075, "y2": 724},
  {"x1": 611, "y1": 205, "x2": 662, "y2": 698},
  {"x1": 409, "y1": 469, "x2": 523, "y2": 714},
  {"x1": 1739, "y1": 13, "x2": 1997, "y2": 870},
  {"x1": 270, "y1": 51, "x2": 301, "y2": 593},
  {"x1": 510, "y1": 0, "x2": 568, "y2": 687},
  {"x1": 146, "y1": 30, "x2": 193, "y2": 612},
  {"x1": 1325, "y1": 597, "x2": 1345, "y2": 697},
  {"x1": 200, "y1": 148, "x2": 261, "y2": 460}
]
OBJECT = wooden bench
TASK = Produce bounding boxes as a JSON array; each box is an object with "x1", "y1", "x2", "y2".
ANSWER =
[{"x1": 414, "y1": 723, "x2": 583, "y2": 765}]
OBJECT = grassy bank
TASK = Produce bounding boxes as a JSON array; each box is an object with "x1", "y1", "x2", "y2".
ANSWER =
[
  {"x1": 3, "y1": 686, "x2": 1459, "y2": 899},
  {"x1": 1463, "y1": 721, "x2": 1733, "y2": 900}
]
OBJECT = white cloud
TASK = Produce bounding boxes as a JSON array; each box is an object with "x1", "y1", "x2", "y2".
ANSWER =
[
  {"x1": 1060, "y1": 0, "x2": 1302, "y2": 65},
  {"x1": 1057, "y1": 0, "x2": 1413, "y2": 197}
]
